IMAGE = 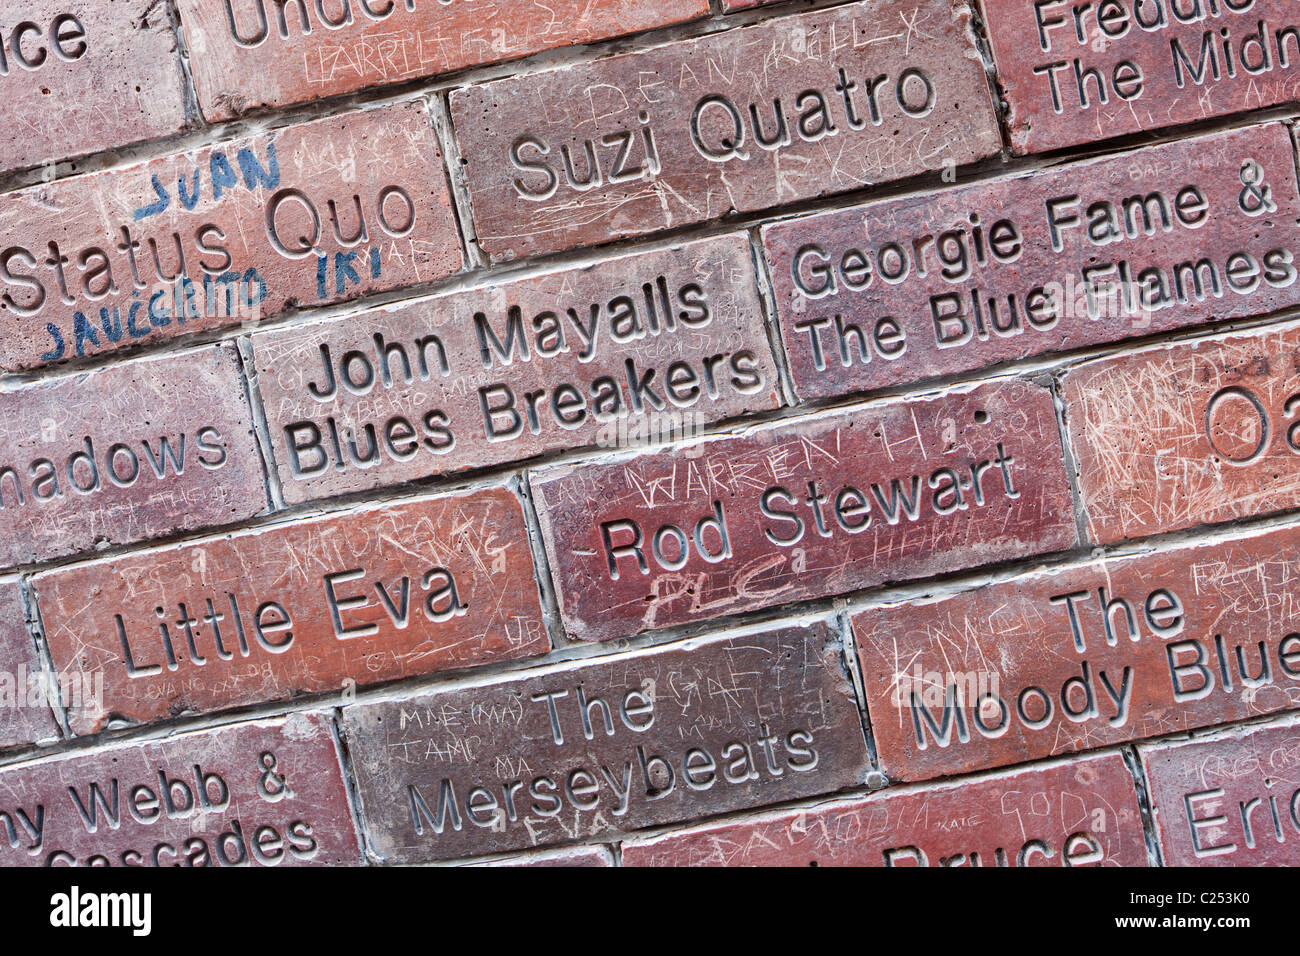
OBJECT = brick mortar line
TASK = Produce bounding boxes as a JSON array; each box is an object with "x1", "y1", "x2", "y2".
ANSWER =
[
  {"x1": 511, "y1": 472, "x2": 569, "y2": 652},
  {"x1": 833, "y1": 606, "x2": 887, "y2": 788},
  {"x1": 1049, "y1": 371, "x2": 1093, "y2": 547},
  {"x1": 746, "y1": 226, "x2": 800, "y2": 410},
  {"x1": 161, "y1": 0, "x2": 204, "y2": 132},
  {"x1": 424, "y1": 89, "x2": 486, "y2": 272},
  {"x1": 232, "y1": 336, "x2": 283, "y2": 513},
  {"x1": 1121, "y1": 744, "x2": 1167, "y2": 868},
  {"x1": 15, "y1": 577, "x2": 67, "y2": 743},
  {"x1": 326, "y1": 706, "x2": 377, "y2": 865}
]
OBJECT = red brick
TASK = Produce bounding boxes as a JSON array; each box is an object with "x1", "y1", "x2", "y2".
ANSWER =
[
  {"x1": 0, "y1": 343, "x2": 265, "y2": 570},
  {"x1": 623, "y1": 750, "x2": 1147, "y2": 866},
  {"x1": 722, "y1": 0, "x2": 783, "y2": 9},
  {"x1": 177, "y1": 0, "x2": 710, "y2": 122},
  {"x1": 470, "y1": 845, "x2": 613, "y2": 867},
  {"x1": 450, "y1": 0, "x2": 1001, "y2": 262},
  {"x1": 0, "y1": 101, "x2": 462, "y2": 372},
  {"x1": 1139, "y1": 715, "x2": 1300, "y2": 866},
  {"x1": 0, "y1": 1, "x2": 189, "y2": 175},
  {"x1": 531, "y1": 379, "x2": 1076, "y2": 643},
  {"x1": 342, "y1": 621, "x2": 869, "y2": 862},
  {"x1": 853, "y1": 521, "x2": 1300, "y2": 782},
  {"x1": 0, "y1": 581, "x2": 59, "y2": 748},
  {"x1": 1063, "y1": 319, "x2": 1300, "y2": 544},
  {"x1": 979, "y1": 0, "x2": 1300, "y2": 155},
  {"x1": 764, "y1": 123, "x2": 1300, "y2": 402},
  {"x1": 0, "y1": 711, "x2": 360, "y2": 865},
  {"x1": 251, "y1": 234, "x2": 781, "y2": 504},
  {"x1": 32, "y1": 484, "x2": 547, "y2": 735}
]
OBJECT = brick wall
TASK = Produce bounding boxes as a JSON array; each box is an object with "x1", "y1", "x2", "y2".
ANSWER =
[{"x1": 0, "y1": 0, "x2": 1297, "y2": 867}]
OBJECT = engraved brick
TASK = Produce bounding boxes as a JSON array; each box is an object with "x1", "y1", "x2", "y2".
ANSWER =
[
  {"x1": 0, "y1": 343, "x2": 265, "y2": 570},
  {"x1": 451, "y1": 0, "x2": 1001, "y2": 262},
  {"x1": 0, "y1": 711, "x2": 360, "y2": 866},
  {"x1": 177, "y1": 0, "x2": 710, "y2": 121},
  {"x1": 1139, "y1": 715, "x2": 1300, "y2": 866},
  {"x1": 0, "y1": 580, "x2": 59, "y2": 748},
  {"x1": 251, "y1": 234, "x2": 781, "y2": 504},
  {"x1": 0, "y1": 101, "x2": 462, "y2": 372},
  {"x1": 1063, "y1": 319, "x2": 1300, "y2": 544},
  {"x1": 0, "y1": 0, "x2": 188, "y2": 175},
  {"x1": 343, "y1": 621, "x2": 869, "y2": 862},
  {"x1": 623, "y1": 751, "x2": 1147, "y2": 866},
  {"x1": 32, "y1": 485, "x2": 547, "y2": 735},
  {"x1": 979, "y1": 0, "x2": 1300, "y2": 155},
  {"x1": 853, "y1": 522, "x2": 1300, "y2": 782},
  {"x1": 531, "y1": 379, "x2": 1076, "y2": 643},
  {"x1": 764, "y1": 123, "x2": 1300, "y2": 402}
]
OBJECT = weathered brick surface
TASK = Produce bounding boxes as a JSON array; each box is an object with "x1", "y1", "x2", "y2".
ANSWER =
[
  {"x1": 0, "y1": 580, "x2": 59, "y2": 748},
  {"x1": 1064, "y1": 319, "x2": 1300, "y2": 544},
  {"x1": 1140, "y1": 715, "x2": 1300, "y2": 866},
  {"x1": 177, "y1": 0, "x2": 710, "y2": 121},
  {"x1": 343, "y1": 621, "x2": 869, "y2": 862},
  {"x1": 451, "y1": 0, "x2": 1001, "y2": 261},
  {"x1": 531, "y1": 379, "x2": 1076, "y2": 642},
  {"x1": 722, "y1": 0, "x2": 782, "y2": 9},
  {"x1": 623, "y1": 751, "x2": 1147, "y2": 866},
  {"x1": 32, "y1": 485, "x2": 547, "y2": 734},
  {"x1": 980, "y1": 0, "x2": 1300, "y2": 155},
  {"x1": 0, "y1": 1, "x2": 189, "y2": 176},
  {"x1": 0, "y1": 344, "x2": 265, "y2": 570},
  {"x1": 0, "y1": 711, "x2": 361, "y2": 866},
  {"x1": 251, "y1": 234, "x2": 781, "y2": 504},
  {"x1": 470, "y1": 845, "x2": 613, "y2": 867},
  {"x1": 764, "y1": 123, "x2": 1300, "y2": 401},
  {"x1": 853, "y1": 521, "x2": 1300, "y2": 782},
  {"x1": 0, "y1": 101, "x2": 461, "y2": 372}
]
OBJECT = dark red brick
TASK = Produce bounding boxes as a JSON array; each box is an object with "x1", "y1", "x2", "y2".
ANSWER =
[
  {"x1": 0, "y1": 580, "x2": 59, "y2": 748},
  {"x1": 623, "y1": 750, "x2": 1147, "y2": 865},
  {"x1": 0, "y1": 1, "x2": 188, "y2": 175},
  {"x1": 0, "y1": 343, "x2": 265, "y2": 570},
  {"x1": 0, "y1": 711, "x2": 361, "y2": 866},
  {"x1": 32, "y1": 484, "x2": 547, "y2": 734},
  {"x1": 1140, "y1": 715, "x2": 1300, "y2": 866},
  {"x1": 0, "y1": 102, "x2": 462, "y2": 372},
  {"x1": 853, "y1": 521, "x2": 1300, "y2": 782},
  {"x1": 764, "y1": 123, "x2": 1300, "y2": 402},
  {"x1": 531, "y1": 379, "x2": 1076, "y2": 643},
  {"x1": 342, "y1": 621, "x2": 869, "y2": 862},
  {"x1": 1063, "y1": 319, "x2": 1300, "y2": 544},
  {"x1": 980, "y1": 0, "x2": 1300, "y2": 155},
  {"x1": 250, "y1": 234, "x2": 780, "y2": 504},
  {"x1": 177, "y1": 0, "x2": 711, "y2": 121},
  {"x1": 451, "y1": 0, "x2": 1001, "y2": 262}
]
